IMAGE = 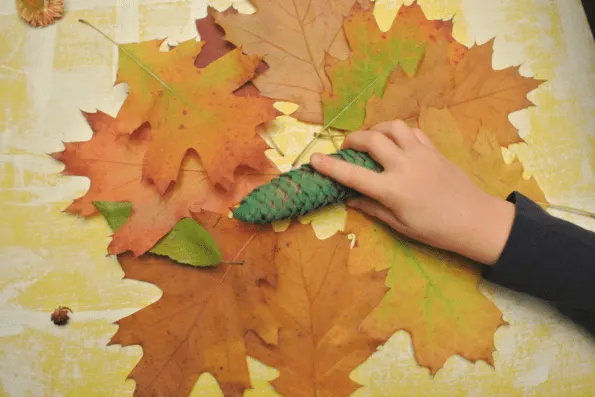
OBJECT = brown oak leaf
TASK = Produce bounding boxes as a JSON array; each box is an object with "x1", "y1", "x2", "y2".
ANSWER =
[
  {"x1": 111, "y1": 214, "x2": 280, "y2": 397},
  {"x1": 111, "y1": 216, "x2": 387, "y2": 397}
]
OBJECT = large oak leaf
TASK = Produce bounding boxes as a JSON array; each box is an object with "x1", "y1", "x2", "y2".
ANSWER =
[
  {"x1": 111, "y1": 217, "x2": 388, "y2": 397},
  {"x1": 115, "y1": 39, "x2": 203, "y2": 135},
  {"x1": 111, "y1": 214, "x2": 280, "y2": 397},
  {"x1": 52, "y1": 111, "x2": 275, "y2": 256}
]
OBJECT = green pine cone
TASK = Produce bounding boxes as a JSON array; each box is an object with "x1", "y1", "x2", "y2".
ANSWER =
[{"x1": 233, "y1": 149, "x2": 383, "y2": 224}]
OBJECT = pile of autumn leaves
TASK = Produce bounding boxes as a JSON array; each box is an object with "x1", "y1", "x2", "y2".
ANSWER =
[{"x1": 54, "y1": 2, "x2": 547, "y2": 397}]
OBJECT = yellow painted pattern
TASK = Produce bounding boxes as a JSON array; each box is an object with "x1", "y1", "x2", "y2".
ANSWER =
[{"x1": 1, "y1": 0, "x2": 594, "y2": 396}]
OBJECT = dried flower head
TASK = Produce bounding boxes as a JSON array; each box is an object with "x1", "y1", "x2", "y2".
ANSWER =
[
  {"x1": 50, "y1": 306, "x2": 72, "y2": 326},
  {"x1": 16, "y1": 0, "x2": 64, "y2": 28}
]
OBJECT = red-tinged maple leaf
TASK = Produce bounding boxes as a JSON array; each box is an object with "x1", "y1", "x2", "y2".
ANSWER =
[
  {"x1": 323, "y1": 2, "x2": 467, "y2": 130},
  {"x1": 111, "y1": 216, "x2": 388, "y2": 397},
  {"x1": 52, "y1": 111, "x2": 277, "y2": 256},
  {"x1": 212, "y1": 0, "x2": 373, "y2": 124},
  {"x1": 365, "y1": 39, "x2": 543, "y2": 146},
  {"x1": 115, "y1": 39, "x2": 279, "y2": 192},
  {"x1": 111, "y1": 214, "x2": 281, "y2": 397}
]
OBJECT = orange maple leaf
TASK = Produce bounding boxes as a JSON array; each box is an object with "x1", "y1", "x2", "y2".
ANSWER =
[
  {"x1": 246, "y1": 222, "x2": 388, "y2": 397},
  {"x1": 111, "y1": 216, "x2": 387, "y2": 397},
  {"x1": 115, "y1": 39, "x2": 203, "y2": 135},
  {"x1": 363, "y1": 41, "x2": 454, "y2": 128},
  {"x1": 418, "y1": 107, "x2": 546, "y2": 202},
  {"x1": 212, "y1": 0, "x2": 372, "y2": 124},
  {"x1": 322, "y1": 2, "x2": 466, "y2": 130},
  {"x1": 346, "y1": 107, "x2": 545, "y2": 374},
  {"x1": 52, "y1": 111, "x2": 276, "y2": 256},
  {"x1": 111, "y1": 214, "x2": 281, "y2": 397},
  {"x1": 115, "y1": 40, "x2": 279, "y2": 192},
  {"x1": 365, "y1": 39, "x2": 543, "y2": 146}
]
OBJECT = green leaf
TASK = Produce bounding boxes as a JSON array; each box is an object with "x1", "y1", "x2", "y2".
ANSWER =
[
  {"x1": 93, "y1": 201, "x2": 222, "y2": 267},
  {"x1": 93, "y1": 201, "x2": 133, "y2": 231}
]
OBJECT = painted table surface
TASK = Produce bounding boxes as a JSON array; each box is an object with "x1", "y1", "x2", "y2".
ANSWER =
[{"x1": 1, "y1": 0, "x2": 595, "y2": 396}]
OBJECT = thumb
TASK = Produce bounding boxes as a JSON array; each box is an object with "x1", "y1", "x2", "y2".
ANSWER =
[{"x1": 347, "y1": 197, "x2": 412, "y2": 236}]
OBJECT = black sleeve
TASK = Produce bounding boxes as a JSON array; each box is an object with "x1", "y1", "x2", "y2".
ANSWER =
[{"x1": 482, "y1": 192, "x2": 595, "y2": 334}]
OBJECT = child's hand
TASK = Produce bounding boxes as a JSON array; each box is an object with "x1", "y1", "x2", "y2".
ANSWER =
[{"x1": 310, "y1": 120, "x2": 515, "y2": 265}]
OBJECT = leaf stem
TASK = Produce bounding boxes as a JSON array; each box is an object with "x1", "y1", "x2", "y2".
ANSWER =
[
  {"x1": 221, "y1": 260, "x2": 245, "y2": 266},
  {"x1": 329, "y1": 133, "x2": 340, "y2": 150},
  {"x1": 291, "y1": 127, "x2": 326, "y2": 168},
  {"x1": 266, "y1": 133, "x2": 285, "y2": 157},
  {"x1": 227, "y1": 232, "x2": 257, "y2": 265},
  {"x1": 316, "y1": 132, "x2": 345, "y2": 138}
]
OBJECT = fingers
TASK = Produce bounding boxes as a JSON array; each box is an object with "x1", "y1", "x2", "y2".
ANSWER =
[
  {"x1": 371, "y1": 120, "x2": 420, "y2": 150},
  {"x1": 310, "y1": 154, "x2": 386, "y2": 200},
  {"x1": 347, "y1": 198, "x2": 411, "y2": 236},
  {"x1": 412, "y1": 128, "x2": 437, "y2": 150},
  {"x1": 342, "y1": 130, "x2": 402, "y2": 169}
]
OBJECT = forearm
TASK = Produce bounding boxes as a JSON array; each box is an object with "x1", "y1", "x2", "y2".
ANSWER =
[
  {"x1": 481, "y1": 192, "x2": 595, "y2": 311},
  {"x1": 446, "y1": 190, "x2": 516, "y2": 265}
]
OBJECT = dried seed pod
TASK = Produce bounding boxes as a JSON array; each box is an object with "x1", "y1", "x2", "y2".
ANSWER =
[
  {"x1": 16, "y1": 0, "x2": 65, "y2": 28},
  {"x1": 51, "y1": 306, "x2": 72, "y2": 326},
  {"x1": 233, "y1": 149, "x2": 382, "y2": 224}
]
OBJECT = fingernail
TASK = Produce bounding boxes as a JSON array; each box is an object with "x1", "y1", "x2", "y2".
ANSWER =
[{"x1": 310, "y1": 153, "x2": 322, "y2": 167}]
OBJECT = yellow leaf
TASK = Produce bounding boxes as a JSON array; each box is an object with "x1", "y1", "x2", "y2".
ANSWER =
[{"x1": 347, "y1": 210, "x2": 506, "y2": 374}]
